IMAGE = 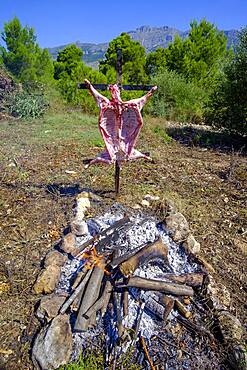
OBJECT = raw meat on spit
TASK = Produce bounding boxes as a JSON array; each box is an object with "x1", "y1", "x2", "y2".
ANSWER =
[{"x1": 84, "y1": 79, "x2": 157, "y2": 167}]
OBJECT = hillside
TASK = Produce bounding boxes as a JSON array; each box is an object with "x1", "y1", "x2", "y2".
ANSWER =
[{"x1": 47, "y1": 25, "x2": 239, "y2": 67}]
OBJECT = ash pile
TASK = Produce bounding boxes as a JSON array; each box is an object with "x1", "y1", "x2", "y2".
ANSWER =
[{"x1": 31, "y1": 193, "x2": 245, "y2": 370}]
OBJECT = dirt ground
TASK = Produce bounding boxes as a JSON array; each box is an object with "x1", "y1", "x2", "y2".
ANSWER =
[{"x1": 0, "y1": 113, "x2": 246, "y2": 369}]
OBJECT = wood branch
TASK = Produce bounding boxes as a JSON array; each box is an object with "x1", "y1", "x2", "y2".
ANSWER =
[
  {"x1": 140, "y1": 336, "x2": 156, "y2": 370},
  {"x1": 76, "y1": 215, "x2": 131, "y2": 256},
  {"x1": 71, "y1": 267, "x2": 88, "y2": 289},
  {"x1": 74, "y1": 262, "x2": 106, "y2": 332},
  {"x1": 177, "y1": 315, "x2": 214, "y2": 340},
  {"x1": 174, "y1": 299, "x2": 192, "y2": 319},
  {"x1": 133, "y1": 302, "x2": 145, "y2": 339},
  {"x1": 142, "y1": 292, "x2": 167, "y2": 320},
  {"x1": 84, "y1": 280, "x2": 112, "y2": 319},
  {"x1": 113, "y1": 292, "x2": 124, "y2": 338},
  {"x1": 160, "y1": 295, "x2": 175, "y2": 321},
  {"x1": 122, "y1": 289, "x2": 128, "y2": 318},
  {"x1": 77, "y1": 83, "x2": 154, "y2": 91},
  {"x1": 164, "y1": 273, "x2": 205, "y2": 288},
  {"x1": 119, "y1": 237, "x2": 168, "y2": 276},
  {"x1": 59, "y1": 268, "x2": 93, "y2": 314},
  {"x1": 116, "y1": 276, "x2": 194, "y2": 296}
]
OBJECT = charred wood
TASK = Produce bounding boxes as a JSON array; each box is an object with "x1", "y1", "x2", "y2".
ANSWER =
[
  {"x1": 116, "y1": 276, "x2": 194, "y2": 296},
  {"x1": 74, "y1": 262, "x2": 106, "y2": 332},
  {"x1": 119, "y1": 237, "x2": 168, "y2": 276}
]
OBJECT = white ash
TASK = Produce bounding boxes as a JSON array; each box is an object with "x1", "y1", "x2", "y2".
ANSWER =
[{"x1": 55, "y1": 207, "x2": 203, "y2": 359}]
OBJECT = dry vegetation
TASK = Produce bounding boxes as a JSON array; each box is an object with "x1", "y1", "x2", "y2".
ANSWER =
[{"x1": 0, "y1": 112, "x2": 246, "y2": 369}]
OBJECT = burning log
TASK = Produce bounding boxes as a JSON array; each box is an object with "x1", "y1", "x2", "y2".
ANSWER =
[
  {"x1": 60, "y1": 268, "x2": 93, "y2": 315},
  {"x1": 117, "y1": 276, "x2": 194, "y2": 296},
  {"x1": 164, "y1": 272, "x2": 205, "y2": 288},
  {"x1": 119, "y1": 237, "x2": 168, "y2": 276},
  {"x1": 74, "y1": 261, "x2": 106, "y2": 332},
  {"x1": 174, "y1": 299, "x2": 192, "y2": 319}
]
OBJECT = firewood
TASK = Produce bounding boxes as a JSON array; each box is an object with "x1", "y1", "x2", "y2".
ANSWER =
[
  {"x1": 84, "y1": 280, "x2": 112, "y2": 319},
  {"x1": 59, "y1": 268, "x2": 93, "y2": 314},
  {"x1": 164, "y1": 272, "x2": 205, "y2": 288},
  {"x1": 74, "y1": 262, "x2": 106, "y2": 332},
  {"x1": 160, "y1": 295, "x2": 175, "y2": 320},
  {"x1": 113, "y1": 292, "x2": 124, "y2": 338},
  {"x1": 116, "y1": 276, "x2": 194, "y2": 296},
  {"x1": 119, "y1": 237, "x2": 168, "y2": 276},
  {"x1": 174, "y1": 299, "x2": 192, "y2": 319},
  {"x1": 177, "y1": 315, "x2": 214, "y2": 340},
  {"x1": 122, "y1": 289, "x2": 128, "y2": 318}
]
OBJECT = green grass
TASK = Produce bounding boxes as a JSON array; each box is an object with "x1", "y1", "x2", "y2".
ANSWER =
[{"x1": 59, "y1": 353, "x2": 104, "y2": 370}]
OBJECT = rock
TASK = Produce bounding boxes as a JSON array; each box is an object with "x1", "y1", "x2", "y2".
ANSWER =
[
  {"x1": 74, "y1": 192, "x2": 91, "y2": 220},
  {"x1": 218, "y1": 311, "x2": 243, "y2": 343},
  {"x1": 36, "y1": 293, "x2": 68, "y2": 321},
  {"x1": 32, "y1": 314, "x2": 72, "y2": 369},
  {"x1": 207, "y1": 275, "x2": 231, "y2": 309},
  {"x1": 141, "y1": 199, "x2": 150, "y2": 207},
  {"x1": 60, "y1": 233, "x2": 80, "y2": 256},
  {"x1": 33, "y1": 265, "x2": 61, "y2": 295},
  {"x1": 144, "y1": 194, "x2": 160, "y2": 201},
  {"x1": 71, "y1": 219, "x2": 88, "y2": 237},
  {"x1": 164, "y1": 212, "x2": 190, "y2": 242},
  {"x1": 44, "y1": 250, "x2": 67, "y2": 268},
  {"x1": 227, "y1": 344, "x2": 247, "y2": 370},
  {"x1": 183, "y1": 234, "x2": 200, "y2": 255}
]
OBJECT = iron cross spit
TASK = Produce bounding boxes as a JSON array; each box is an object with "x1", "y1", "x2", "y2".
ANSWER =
[{"x1": 84, "y1": 79, "x2": 158, "y2": 168}]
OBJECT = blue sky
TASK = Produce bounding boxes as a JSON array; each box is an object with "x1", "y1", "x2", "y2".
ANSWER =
[{"x1": 1, "y1": 0, "x2": 246, "y2": 47}]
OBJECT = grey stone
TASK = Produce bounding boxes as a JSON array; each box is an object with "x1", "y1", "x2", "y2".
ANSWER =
[
  {"x1": 218, "y1": 311, "x2": 243, "y2": 343},
  {"x1": 164, "y1": 212, "x2": 190, "y2": 242},
  {"x1": 36, "y1": 293, "x2": 68, "y2": 321},
  {"x1": 32, "y1": 314, "x2": 72, "y2": 369},
  {"x1": 60, "y1": 232, "x2": 80, "y2": 256},
  {"x1": 44, "y1": 250, "x2": 67, "y2": 268},
  {"x1": 183, "y1": 234, "x2": 200, "y2": 255},
  {"x1": 227, "y1": 344, "x2": 247, "y2": 370}
]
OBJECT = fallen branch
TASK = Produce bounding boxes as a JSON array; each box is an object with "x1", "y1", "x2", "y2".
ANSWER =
[
  {"x1": 116, "y1": 276, "x2": 194, "y2": 296},
  {"x1": 122, "y1": 289, "x2": 129, "y2": 318},
  {"x1": 119, "y1": 237, "x2": 168, "y2": 276},
  {"x1": 140, "y1": 336, "x2": 156, "y2": 370},
  {"x1": 160, "y1": 295, "x2": 175, "y2": 320}
]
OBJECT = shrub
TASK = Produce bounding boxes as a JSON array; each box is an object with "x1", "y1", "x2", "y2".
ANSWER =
[
  {"x1": 7, "y1": 90, "x2": 48, "y2": 118},
  {"x1": 148, "y1": 68, "x2": 206, "y2": 123}
]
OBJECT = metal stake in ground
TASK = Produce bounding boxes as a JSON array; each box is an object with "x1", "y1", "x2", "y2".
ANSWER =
[{"x1": 115, "y1": 48, "x2": 122, "y2": 196}]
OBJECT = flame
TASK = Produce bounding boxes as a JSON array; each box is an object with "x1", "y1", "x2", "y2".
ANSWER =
[{"x1": 78, "y1": 247, "x2": 111, "y2": 275}]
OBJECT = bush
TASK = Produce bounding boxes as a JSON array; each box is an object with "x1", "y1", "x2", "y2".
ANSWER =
[
  {"x1": 7, "y1": 90, "x2": 48, "y2": 118},
  {"x1": 148, "y1": 68, "x2": 206, "y2": 123}
]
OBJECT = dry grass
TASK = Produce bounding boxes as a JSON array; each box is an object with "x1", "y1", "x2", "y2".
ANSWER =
[{"x1": 0, "y1": 112, "x2": 246, "y2": 369}]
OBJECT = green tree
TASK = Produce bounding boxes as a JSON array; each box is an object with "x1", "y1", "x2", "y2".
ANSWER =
[
  {"x1": 205, "y1": 27, "x2": 247, "y2": 135},
  {"x1": 54, "y1": 44, "x2": 106, "y2": 104},
  {"x1": 164, "y1": 20, "x2": 227, "y2": 88},
  {"x1": 0, "y1": 16, "x2": 53, "y2": 83},
  {"x1": 99, "y1": 33, "x2": 147, "y2": 84},
  {"x1": 145, "y1": 47, "x2": 167, "y2": 77}
]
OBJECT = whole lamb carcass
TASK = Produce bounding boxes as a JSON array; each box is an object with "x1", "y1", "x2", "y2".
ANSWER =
[{"x1": 84, "y1": 79, "x2": 157, "y2": 167}]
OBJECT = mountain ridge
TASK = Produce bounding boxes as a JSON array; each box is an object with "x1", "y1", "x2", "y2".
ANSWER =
[{"x1": 47, "y1": 25, "x2": 239, "y2": 68}]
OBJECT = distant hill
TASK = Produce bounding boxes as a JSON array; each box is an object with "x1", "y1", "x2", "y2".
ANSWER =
[{"x1": 47, "y1": 25, "x2": 239, "y2": 68}]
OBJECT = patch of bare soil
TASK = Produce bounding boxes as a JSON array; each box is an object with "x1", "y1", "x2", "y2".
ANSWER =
[{"x1": 0, "y1": 118, "x2": 246, "y2": 369}]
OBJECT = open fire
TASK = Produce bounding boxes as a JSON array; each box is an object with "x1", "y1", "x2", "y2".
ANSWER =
[{"x1": 31, "y1": 198, "x2": 244, "y2": 370}]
